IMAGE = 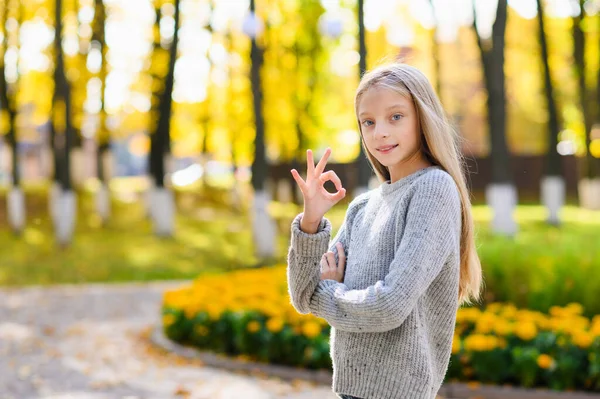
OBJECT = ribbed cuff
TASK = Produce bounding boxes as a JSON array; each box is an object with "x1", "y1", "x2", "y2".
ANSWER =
[
  {"x1": 290, "y1": 212, "x2": 331, "y2": 257},
  {"x1": 308, "y1": 279, "x2": 339, "y2": 316}
]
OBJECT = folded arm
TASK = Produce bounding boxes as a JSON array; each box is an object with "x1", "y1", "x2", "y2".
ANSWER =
[{"x1": 307, "y1": 176, "x2": 462, "y2": 333}]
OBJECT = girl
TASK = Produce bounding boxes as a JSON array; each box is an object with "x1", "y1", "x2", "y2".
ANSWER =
[{"x1": 287, "y1": 63, "x2": 482, "y2": 399}]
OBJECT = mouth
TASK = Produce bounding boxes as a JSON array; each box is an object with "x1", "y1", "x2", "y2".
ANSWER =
[{"x1": 376, "y1": 144, "x2": 398, "y2": 153}]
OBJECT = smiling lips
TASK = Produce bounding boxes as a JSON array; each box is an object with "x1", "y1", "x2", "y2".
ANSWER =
[{"x1": 376, "y1": 144, "x2": 398, "y2": 153}]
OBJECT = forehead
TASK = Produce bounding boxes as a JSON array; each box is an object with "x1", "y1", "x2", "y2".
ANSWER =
[{"x1": 358, "y1": 86, "x2": 412, "y2": 113}]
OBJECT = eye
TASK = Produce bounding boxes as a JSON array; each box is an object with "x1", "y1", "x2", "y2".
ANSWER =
[
  {"x1": 362, "y1": 120, "x2": 374, "y2": 127},
  {"x1": 392, "y1": 113, "x2": 403, "y2": 121}
]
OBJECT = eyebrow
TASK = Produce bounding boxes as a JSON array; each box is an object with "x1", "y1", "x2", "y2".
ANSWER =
[{"x1": 359, "y1": 104, "x2": 408, "y2": 117}]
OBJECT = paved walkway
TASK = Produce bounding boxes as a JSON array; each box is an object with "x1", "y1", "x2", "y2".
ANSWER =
[{"x1": 0, "y1": 282, "x2": 337, "y2": 399}]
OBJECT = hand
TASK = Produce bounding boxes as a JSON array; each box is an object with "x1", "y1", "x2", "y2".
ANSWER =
[
  {"x1": 291, "y1": 148, "x2": 346, "y2": 227},
  {"x1": 320, "y1": 242, "x2": 346, "y2": 283}
]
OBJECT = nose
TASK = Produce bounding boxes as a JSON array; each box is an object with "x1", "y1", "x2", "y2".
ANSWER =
[{"x1": 373, "y1": 124, "x2": 389, "y2": 139}]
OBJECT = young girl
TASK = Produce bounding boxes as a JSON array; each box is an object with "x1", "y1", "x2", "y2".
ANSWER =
[{"x1": 287, "y1": 63, "x2": 482, "y2": 399}]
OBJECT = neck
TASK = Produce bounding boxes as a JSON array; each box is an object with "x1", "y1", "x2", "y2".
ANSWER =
[{"x1": 388, "y1": 157, "x2": 434, "y2": 184}]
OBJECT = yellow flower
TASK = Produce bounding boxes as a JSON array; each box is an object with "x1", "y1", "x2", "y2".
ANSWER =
[
  {"x1": 162, "y1": 314, "x2": 176, "y2": 326},
  {"x1": 515, "y1": 321, "x2": 537, "y2": 341},
  {"x1": 456, "y1": 307, "x2": 481, "y2": 324},
  {"x1": 266, "y1": 317, "x2": 284, "y2": 333},
  {"x1": 485, "y1": 303, "x2": 503, "y2": 313},
  {"x1": 537, "y1": 354, "x2": 555, "y2": 369},
  {"x1": 572, "y1": 331, "x2": 594, "y2": 349},
  {"x1": 565, "y1": 302, "x2": 584, "y2": 316},
  {"x1": 474, "y1": 313, "x2": 496, "y2": 334},
  {"x1": 206, "y1": 304, "x2": 223, "y2": 321},
  {"x1": 591, "y1": 318, "x2": 600, "y2": 338},
  {"x1": 493, "y1": 320, "x2": 513, "y2": 336},
  {"x1": 464, "y1": 334, "x2": 499, "y2": 352},
  {"x1": 550, "y1": 306, "x2": 567, "y2": 318},
  {"x1": 451, "y1": 335, "x2": 461, "y2": 354},
  {"x1": 500, "y1": 304, "x2": 517, "y2": 319},
  {"x1": 301, "y1": 321, "x2": 322, "y2": 339},
  {"x1": 247, "y1": 320, "x2": 261, "y2": 333}
]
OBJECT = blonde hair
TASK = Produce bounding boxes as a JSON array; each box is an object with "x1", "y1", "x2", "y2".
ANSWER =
[{"x1": 354, "y1": 63, "x2": 482, "y2": 306}]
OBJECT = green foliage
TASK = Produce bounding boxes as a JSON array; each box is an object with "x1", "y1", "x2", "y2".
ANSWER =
[{"x1": 472, "y1": 205, "x2": 600, "y2": 316}]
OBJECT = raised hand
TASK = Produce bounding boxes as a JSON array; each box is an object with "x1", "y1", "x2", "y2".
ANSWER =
[{"x1": 291, "y1": 148, "x2": 346, "y2": 232}]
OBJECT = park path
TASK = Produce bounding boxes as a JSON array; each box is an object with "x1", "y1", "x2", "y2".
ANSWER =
[{"x1": 0, "y1": 281, "x2": 337, "y2": 399}]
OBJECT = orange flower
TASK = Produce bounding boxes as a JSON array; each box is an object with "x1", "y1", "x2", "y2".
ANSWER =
[
  {"x1": 537, "y1": 354, "x2": 555, "y2": 369},
  {"x1": 301, "y1": 321, "x2": 322, "y2": 339},
  {"x1": 247, "y1": 320, "x2": 261, "y2": 333}
]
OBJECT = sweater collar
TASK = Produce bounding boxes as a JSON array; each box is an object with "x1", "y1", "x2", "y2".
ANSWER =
[{"x1": 379, "y1": 165, "x2": 441, "y2": 197}]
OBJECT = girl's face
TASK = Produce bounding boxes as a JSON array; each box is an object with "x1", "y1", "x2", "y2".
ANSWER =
[{"x1": 357, "y1": 86, "x2": 427, "y2": 181}]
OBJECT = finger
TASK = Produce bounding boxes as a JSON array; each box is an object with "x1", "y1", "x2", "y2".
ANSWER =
[
  {"x1": 319, "y1": 170, "x2": 343, "y2": 191},
  {"x1": 326, "y1": 251, "x2": 336, "y2": 268},
  {"x1": 324, "y1": 187, "x2": 346, "y2": 202},
  {"x1": 307, "y1": 149, "x2": 315, "y2": 177},
  {"x1": 290, "y1": 169, "x2": 307, "y2": 193},
  {"x1": 336, "y1": 242, "x2": 346, "y2": 268},
  {"x1": 315, "y1": 148, "x2": 331, "y2": 176}
]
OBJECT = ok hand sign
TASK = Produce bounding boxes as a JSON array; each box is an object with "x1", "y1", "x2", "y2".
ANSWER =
[{"x1": 290, "y1": 148, "x2": 346, "y2": 225}]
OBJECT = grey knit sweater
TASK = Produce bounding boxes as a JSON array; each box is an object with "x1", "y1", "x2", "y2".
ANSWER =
[{"x1": 287, "y1": 166, "x2": 462, "y2": 399}]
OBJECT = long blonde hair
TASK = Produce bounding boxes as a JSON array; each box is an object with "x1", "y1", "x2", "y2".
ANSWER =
[{"x1": 354, "y1": 63, "x2": 482, "y2": 306}]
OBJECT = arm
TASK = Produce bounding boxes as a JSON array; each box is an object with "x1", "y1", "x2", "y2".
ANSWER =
[
  {"x1": 307, "y1": 175, "x2": 462, "y2": 332},
  {"x1": 286, "y1": 200, "x2": 357, "y2": 314}
]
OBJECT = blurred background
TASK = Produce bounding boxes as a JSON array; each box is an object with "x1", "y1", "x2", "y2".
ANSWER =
[{"x1": 1, "y1": 0, "x2": 600, "y2": 396}]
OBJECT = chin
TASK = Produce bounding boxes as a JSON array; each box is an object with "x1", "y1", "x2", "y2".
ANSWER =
[{"x1": 377, "y1": 158, "x2": 400, "y2": 167}]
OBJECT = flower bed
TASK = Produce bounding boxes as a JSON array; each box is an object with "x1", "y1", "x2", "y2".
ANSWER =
[{"x1": 162, "y1": 265, "x2": 600, "y2": 392}]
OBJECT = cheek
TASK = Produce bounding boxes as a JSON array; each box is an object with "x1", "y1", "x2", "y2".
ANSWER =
[{"x1": 398, "y1": 122, "x2": 420, "y2": 146}]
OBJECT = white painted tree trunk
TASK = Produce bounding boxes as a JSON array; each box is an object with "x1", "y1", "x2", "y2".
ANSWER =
[
  {"x1": 54, "y1": 189, "x2": 77, "y2": 247},
  {"x1": 7, "y1": 188, "x2": 26, "y2": 233},
  {"x1": 150, "y1": 187, "x2": 175, "y2": 237},
  {"x1": 485, "y1": 183, "x2": 518, "y2": 236},
  {"x1": 144, "y1": 179, "x2": 155, "y2": 219},
  {"x1": 275, "y1": 179, "x2": 293, "y2": 203},
  {"x1": 165, "y1": 153, "x2": 175, "y2": 175},
  {"x1": 251, "y1": 189, "x2": 276, "y2": 258},
  {"x1": 541, "y1": 176, "x2": 565, "y2": 225},
  {"x1": 48, "y1": 182, "x2": 62, "y2": 225},
  {"x1": 579, "y1": 178, "x2": 600, "y2": 210},
  {"x1": 96, "y1": 183, "x2": 111, "y2": 223}
]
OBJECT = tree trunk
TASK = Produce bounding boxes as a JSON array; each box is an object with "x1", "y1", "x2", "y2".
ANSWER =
[
  {"x1": 149, "y1": 0, "x2": 180, "y2": 236},
  {"x1": 92, "y1": 0, "x2": 110, "y2": 222},
  {"x1": 0, "y1": 0, "x2": 26, "y2": 234},
  {"x1": 249, "y1": 0, "x2": 275, "y2": 259},
  {"x1": 53, "y1": 0, "x2": 77, "y2": 247},
  {"x1": 355, "y1": 0, "x2": 372, "y2": 196},
  {"x1": 536, "y1": 0, "x2": 565, "y2": 225},
  {"x1": 573, "y1": 1, "x2": 596, "y2": 179},
  {"x1": 474, "y1": 0, "x2": 517, "y2": 235}
]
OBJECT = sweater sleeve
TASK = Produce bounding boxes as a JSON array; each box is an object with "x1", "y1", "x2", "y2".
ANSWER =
[
  {"x1": 286, "y1": 203, "x2": 356, "y2": 315},
  {"x1": 307, "y1": 175, "x2": 461, "y2": 332}
]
